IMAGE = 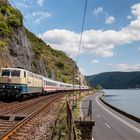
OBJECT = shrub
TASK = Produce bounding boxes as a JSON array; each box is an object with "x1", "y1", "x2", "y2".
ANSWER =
[
  {"x1": 10, "y1": 7, "x2": 23, "y2": 24},
  {"x1": 0, "y1": 6, "x2": 7, "y2": 15},
  {"x1": 56, "y1": 61, "x2": 64, "y2": 69},
  {"x1": 7, "y1": 15, "x2": 22, "y2": 28},
  {"x1": 0, "y1": 39, "x2": 8, "y2": 54},
  {"x1": 0, "y1": 21, "x2": 8, "y2": 36}
]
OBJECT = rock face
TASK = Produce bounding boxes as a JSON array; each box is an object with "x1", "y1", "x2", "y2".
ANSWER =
[
  {"x1": 0, "y1": 27, "x2": 47, "y2": 76},
  {"x1": 8, "y1": 27, "x2": 34, "y2": 70},
  {"x1": 76, "y1": 70, "x2": 87, "y2": 85}
]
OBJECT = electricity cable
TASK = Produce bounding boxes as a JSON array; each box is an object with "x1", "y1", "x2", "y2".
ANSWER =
[
  {"x1": 26, "y1": 0, "x2": 43, "y2": 34},
  {"x1": 10, "y1": 0, "x2": 33, "y2": 32},
  {"x1": 76, "y1": 0, "x2": 88, "y2": 65}
]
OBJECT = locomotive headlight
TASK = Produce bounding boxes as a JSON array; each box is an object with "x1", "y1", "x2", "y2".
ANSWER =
[
  {"x1": 14, "y1": 86, "x2": 17, "y2": 89},
  {"x1": 2, "y1": 86, "x2": 5, "y2": 88}
]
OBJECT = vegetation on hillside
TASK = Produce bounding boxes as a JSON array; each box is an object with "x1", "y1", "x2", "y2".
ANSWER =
[
  {"x1": 0, "y1": 2, "x2": 23, "y2": 37},
  {"x1": 85, "y1": 72, "x2": 140, "y2": 89},
  {"x1": 0, "y1": 1, "x2": 23, "y2": 53},
  {"x1": 25, "y1": 29, "x2": 78, "y2": 84},
  {"x1": 0, "y1": 39, "x2": 8, "y2": 53}
]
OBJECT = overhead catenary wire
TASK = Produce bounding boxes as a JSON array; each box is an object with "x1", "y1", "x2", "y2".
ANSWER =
[
  {"x1": 10, "y1": 0, "x2": 33, "y2": 33},
  {"x1": 25, "y1": 0, "x2": 43, "y2": 34},
  {"x1": 76, "y1": 0, "x2": 88, "y2": 65}
]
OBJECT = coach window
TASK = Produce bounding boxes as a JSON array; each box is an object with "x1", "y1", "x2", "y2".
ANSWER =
[
  {"x1": 44, "y1": 80, "x2": 46, "y2": 85},
  {"x1": 46, "y1": 81, "x2": 48, "y2": 85},
  {"x1": 24, "y1": 71, "x2": 26, "y2": 78},
  {"x1": 11, "y1": 70, "x2": 20, "y2": 77}
]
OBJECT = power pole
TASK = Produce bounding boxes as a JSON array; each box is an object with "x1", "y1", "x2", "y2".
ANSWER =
[{"x1": 73, "y1": 64, "x2": 75, "y2": 93}]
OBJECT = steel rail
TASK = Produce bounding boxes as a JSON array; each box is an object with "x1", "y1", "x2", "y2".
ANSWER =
[
  {"x1": 0, "y1": 94, "x2": 63, "y2": 140},
  {"x1": 0, "y1": 94, "x2": 59, "y2": 116}
]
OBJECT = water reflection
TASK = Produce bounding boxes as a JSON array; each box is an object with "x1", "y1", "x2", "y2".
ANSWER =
[{"x1": 103, "y1": 89, "x2": 140, "y2": 118}]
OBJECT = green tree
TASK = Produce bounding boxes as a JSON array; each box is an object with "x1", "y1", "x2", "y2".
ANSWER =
[{"x1": 0, "y1": 21, "x2": 8, "y2": 36}]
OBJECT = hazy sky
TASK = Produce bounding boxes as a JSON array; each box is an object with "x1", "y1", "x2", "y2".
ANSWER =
[{"x1": 10, "y1": 0, "x2": 140, "y2": 75}]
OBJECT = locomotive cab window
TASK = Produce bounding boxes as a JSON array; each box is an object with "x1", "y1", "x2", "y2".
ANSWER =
[
  {"x1": 1, "y1": 69, "x2": 10, "y2": 76},
  {"x1": 11, "y1": 70, "x2": 20, "y2": 77}
]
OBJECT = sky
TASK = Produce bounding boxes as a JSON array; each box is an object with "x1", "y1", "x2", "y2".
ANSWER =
[{"x1": 10, "y1": 0, "x2": 140, "y2": 75}]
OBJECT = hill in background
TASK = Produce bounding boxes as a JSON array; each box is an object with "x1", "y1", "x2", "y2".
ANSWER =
[{"x1": 85, "y1": 72, "x2": 140, "y2": 89}]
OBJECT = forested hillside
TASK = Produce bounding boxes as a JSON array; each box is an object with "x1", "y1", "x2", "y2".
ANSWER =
[{"x1": 85, "y1": 72, "x2": 140, "y2": 89}]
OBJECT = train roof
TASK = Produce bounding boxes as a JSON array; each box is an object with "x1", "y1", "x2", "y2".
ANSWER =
[
  {"x1": 1, "y1": 68, "x2": 88, "y2": 87},
  {"x1": 42, "y1": 76, "x2": 73, "y2": 86},
  {"x1": 1, "y1": 67, "x2": 25, "y2": 71}
]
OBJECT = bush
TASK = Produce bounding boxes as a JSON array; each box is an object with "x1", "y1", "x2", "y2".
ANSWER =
[
  {"x1": 0, "y1": 39, "x2": 7, "y2": 47},
  {"x1": 0, "y1": 39, "x2": 8, "y2": 54},
  {"x1": 0, "y1": 21, "x2": 8, "y2": 36},
  {"x1": 8, "y1": 6, "x2": 23, "y2": 24},
  {"x1": 56, "y1": 61, "x2": 64, "y2": 69},
  {"x1": 0, "y1": 13, "x2": 4, "y2": 20},
  {"x1": 7, "y1": 15, "x2": 22, "y2": 28},
  {"x1": 0, "y1": 5, "x2": 23, "y2": 29},
  {"x1": 0, "y1": 6, "x2": 7, "y2": 15}
]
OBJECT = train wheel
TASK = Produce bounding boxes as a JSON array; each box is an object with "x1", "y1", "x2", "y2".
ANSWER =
[{"x1": 18, "y1": 95, "x2": 24, "y2": 101}]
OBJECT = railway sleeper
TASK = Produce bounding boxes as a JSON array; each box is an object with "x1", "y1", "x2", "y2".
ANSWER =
[
  {"x1": 0, "y1": 123, "x2": 16, "y2": 127},
  {"x1": 0, "y1": 130, "x2": 8, "y2": 133},
  {"x1": 0, "y1": 126, "x2": 13, "y2": 129},
  {"x1": 16, "y1": 129, "x2": 28, "y2": 133},
  {"x1": 12, "y1": 132, "x2": 27, "y2": 136},
  {"x1": 20, "y1": 126, "x2": 32, "y2": 130},
  {"x1": 9, "y1": 131, "x2": 29, "y2": 139},
  {"x1": 9, "y1": 135, "x2": 26, "y2": 140},
  {"x1": 0, "y1": 115, "x2": 26, "y2": 121}
]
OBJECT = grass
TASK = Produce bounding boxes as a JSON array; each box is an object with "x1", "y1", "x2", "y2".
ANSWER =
[
  {"x1": 0, "y1": 39, "x2": 8, "y2": 54},
  {"x1": 51, "y1": 90, "x2": 95, "y2": 139}
]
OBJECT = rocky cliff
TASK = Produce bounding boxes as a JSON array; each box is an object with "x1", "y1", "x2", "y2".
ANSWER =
[{"x1": 0, "y1": 1, "x2": 87, "y2": 85}]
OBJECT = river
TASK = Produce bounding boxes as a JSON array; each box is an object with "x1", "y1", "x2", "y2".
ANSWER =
[{"x1": 103, "y1": 89, "x2": 140, "y2": 118}]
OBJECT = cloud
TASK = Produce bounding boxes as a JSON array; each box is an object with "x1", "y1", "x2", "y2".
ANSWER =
[
  {"x1": 115, "y1": 64, "x2": 140, "y2": 71},
  {"x1": 91, "y1": 60, "x2": 99, "y2": 64},
  {"x1": 39, "y1": 3, "x2": 140, "y2": 58},
  {"x1": 92, "y1": 7, "x2": 116, "y2": 25},
  {"x1": 36, "y1": 0, "x2": 44, "y2": 6},
  {"x1": 131, "y1": 3, "x2": 140, "y2": 17},
  {"x1": 92, "y1": 7, "x2": 104, "y2": 16},
  {"x1": 26, "y1": 11, "x2": 51, "y2": 25},
  {"x1": 127, "y1": 15, "x2": 132, "y2": 20},
  {"x1": 105, "y1": 16, "x2": 115, "y2": 24},
  {"x1": 39, "y1": 29, "x2": 80, "y2": 57},
  {"x1": 138, "y1": 47, "x2": 140, "y2": 50},
  {"x1": 16, "y1": 2, "x2": 29, "y2": 8}
]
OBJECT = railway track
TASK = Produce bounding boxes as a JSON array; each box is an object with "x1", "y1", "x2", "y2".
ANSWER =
[
  {"x1": 0, "y1": 101, "x2": 18, "y2": 110},
  {"x1": 0, "y1": 94, "x2": 57, "y2": 116},
  {"x1": 0, "y1": 93, "x2": 65, "y2": 139}
]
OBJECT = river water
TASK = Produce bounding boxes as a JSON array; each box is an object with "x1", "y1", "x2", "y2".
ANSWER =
[{"x1": 103, "y1": 89, "x2": 140, "y2": 118}]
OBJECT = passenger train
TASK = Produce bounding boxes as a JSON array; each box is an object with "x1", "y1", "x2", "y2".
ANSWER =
[{"x1": 0, "y1": 67, "x2": 89, "y2": 100}]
